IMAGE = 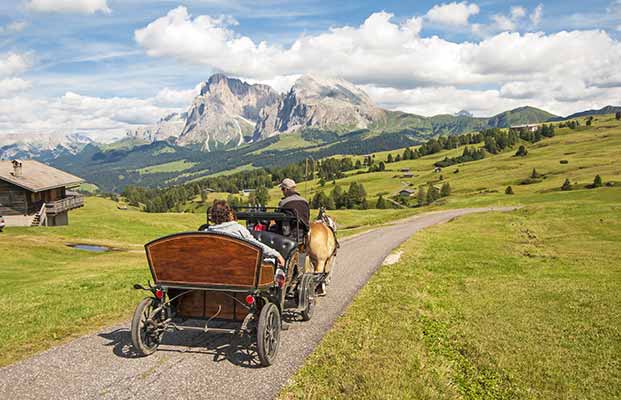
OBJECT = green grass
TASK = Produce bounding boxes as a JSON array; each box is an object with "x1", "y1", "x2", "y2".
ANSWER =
[
  {"x1": 252, "y1": 132, "x2": 317, "y2": 154},
  {"x1": 0, "y1": 197, "x2": 204, "y2": 367},
  {"x1": 280, "y1": 188, "x2": 621, "y2": 399},
  {"x1": 289, "y1": 114, "x2": 621, "y2": 209},
  {"x1": 136, "y1": 159, "x2": 197, "y2": 175}
]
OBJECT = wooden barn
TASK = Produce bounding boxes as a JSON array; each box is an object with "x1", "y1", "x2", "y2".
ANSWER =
[{"x1": 0, "y1": 160, "x2": 84, "y2": 227}]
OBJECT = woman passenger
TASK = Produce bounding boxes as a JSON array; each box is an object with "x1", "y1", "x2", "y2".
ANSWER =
[{"x1": 204, "y1": 200, "x2": 285, "y2": 267}]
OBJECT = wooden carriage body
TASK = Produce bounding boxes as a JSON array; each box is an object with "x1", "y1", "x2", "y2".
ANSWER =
[{"x1": 144, "y1": 232, "x2": 276, "y2": 321}]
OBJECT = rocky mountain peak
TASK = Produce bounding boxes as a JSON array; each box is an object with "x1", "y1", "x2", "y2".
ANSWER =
[
  {"x1": 253, "y1": 74, "x2": 384, "y2": 140},
  {"x1": 176, "y1": 74, "x2": 281, "y2": 150}
]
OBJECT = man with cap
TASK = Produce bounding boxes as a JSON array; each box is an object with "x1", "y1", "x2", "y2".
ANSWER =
[{"x1": 278, "y1": 178, "x2": 310, "y2": 238}]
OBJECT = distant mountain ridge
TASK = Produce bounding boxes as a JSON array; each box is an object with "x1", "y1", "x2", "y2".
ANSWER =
[{"x1": 564, "y1": 105, "x2": 621, "y2": 119}]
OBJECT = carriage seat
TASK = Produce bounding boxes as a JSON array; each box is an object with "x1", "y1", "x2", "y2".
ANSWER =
[{"x1": 251, "y1": 230, "x2": 297, "y2": 260}]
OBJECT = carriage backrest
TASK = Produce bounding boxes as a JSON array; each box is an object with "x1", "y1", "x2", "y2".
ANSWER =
[
  {"x1": 145, "y1": 232, "x2": 262, "y2": 289},
  {"x1": 250, "y1": 230, "x2": 298, "y2": 259}
]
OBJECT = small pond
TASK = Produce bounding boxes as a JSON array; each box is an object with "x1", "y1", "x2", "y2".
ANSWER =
[{"x1": 67, "y1": 244, "x2": 111, "y2": 253}]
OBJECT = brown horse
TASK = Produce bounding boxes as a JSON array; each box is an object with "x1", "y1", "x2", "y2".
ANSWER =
[{"x1": 306, "y1": 209, "x2": 338, "y2": 295}]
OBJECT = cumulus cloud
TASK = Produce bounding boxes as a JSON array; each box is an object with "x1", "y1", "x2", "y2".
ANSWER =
[
  {"x1": 26, "y1": 0, "x2": 111, "y2": 14},
  {"x1": 135, "y1": 7, "x2": 621, "y2": 90},
  {"x1": 0, "y1": 52, "x2": 32, "y2": 77},
  {"x1": 152, "y1": 83, "x2": 203, "y2": 107},
  {"x1": 0, "y1": 78, "x2": 32, "y2": 97},
  {"x1": 364, "y1": 83, "x2": 621, "y2": 117},
  {"x1": 0, "y1": 92, "x2": 180, "y2": 143},
  {"x1": 425, "y1": 1, "x2": 480, "y2": 27}
]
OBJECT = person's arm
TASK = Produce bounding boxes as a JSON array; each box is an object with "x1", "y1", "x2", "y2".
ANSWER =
[{"x1": 238, "y1": 225, "x2": 285, "y2": 265}]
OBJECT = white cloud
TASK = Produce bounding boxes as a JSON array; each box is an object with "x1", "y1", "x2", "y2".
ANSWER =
[
  {"x1": 136, "y1": 7, "x2": 621, "y2": 91},
  {"x1": 26, "y1": 0, "x2": 111, "y2": 14},
  {"x1": 364, "y1": 84, "x2": 621, "y2": 117},
  {"x1": 152, "y1": 83, "x2": 203, "y2": 107},
  {"x1": 0, "y1": 52, "x2": 32, "y2": 77},
  {"x1": 425, "y1": 1, "x2": 480, "y2": 27},
  {"x1": 530, "y1": 4, "x2": 544, "y2": 26},
  {"x1": 0, "y1": 78, "x2": 32, "y2": 97},
  {"x1": 0, "y1": 92, "x2": 181, "y2": 144},
  {"x1": 0, "y1": 21, "x2": 28, "y2": 34}
]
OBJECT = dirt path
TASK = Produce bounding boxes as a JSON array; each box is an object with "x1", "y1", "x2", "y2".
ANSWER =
[{"x1": 0, "y1": 207, "x2": 515, "y2": 400}]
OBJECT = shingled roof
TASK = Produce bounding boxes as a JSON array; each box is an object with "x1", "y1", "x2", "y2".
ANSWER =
[{"x1": 0, "y1": 160, "x2": 84, "y2": 192}]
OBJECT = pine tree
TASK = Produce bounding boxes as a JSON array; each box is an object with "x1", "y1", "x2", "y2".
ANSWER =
[
  {"x1": 531, "y1": 168, "x2": 540, "y2": 179},
  {"x1": 331, "y1": 185, "x2": 343, "y2": 208},
  {"x1": 426, "y1": 183, "x2": 439, "y2": 204},
  {"x1": 379, "y1": 161, "x2": 386, "y2": 171},
  {"x1": 376, "y1": 195, "x2": 387, "y2": 209},
  {"x1": 395, "y1": 154, "x2": 401, "y2": 162},
  {"x1": 616, "y1": 111, "x2": 621, "y2": 120},
  {"x1": 417, "y1": 186, "x2": 426, "y2": 207},
  {"x1": 255, "y1": 186, "x2": 269, "y2": 205},
  {"x1": 440, "y1": 182, "x2": 451, "y2": 197},
  {"x1": 593, "y1": 175, "x2": 603, "y2": 188},
  {"x1": 387, "y1": 154, "x2": 394, "y2": 163},
  {"x1": 505, "y1": 186, "x2": 514, "y2": 195},
  {"x1": 561, "y1": 179, "x2": 572, "y2": 191}
]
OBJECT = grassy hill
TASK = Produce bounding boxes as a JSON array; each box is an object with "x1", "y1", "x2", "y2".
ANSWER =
[{"x1": 270, "y1": 113, "x2": 620, "y2": 210}]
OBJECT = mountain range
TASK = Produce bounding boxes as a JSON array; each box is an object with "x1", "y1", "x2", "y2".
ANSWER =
[{"x1": 0, "y1": 73, "x2": 618, "y2": 191}]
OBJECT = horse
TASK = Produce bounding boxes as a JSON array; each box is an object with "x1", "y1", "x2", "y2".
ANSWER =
[{"x1": 306, "y1": 208, "x2": 338, "y2": 295}]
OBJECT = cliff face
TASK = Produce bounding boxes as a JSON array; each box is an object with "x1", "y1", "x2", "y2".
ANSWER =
[
  {"x1": 253, "y1": 75, "x2": 385, "y2": 140},
  {"x1": 176, "y1": 74, "x2": 281, "y2": 150}
]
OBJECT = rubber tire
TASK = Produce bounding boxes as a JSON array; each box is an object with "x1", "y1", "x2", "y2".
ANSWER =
[
  {"x1": 131, "y1": 298, "x2": 161, "y2": 356},
  {"x1": 256, "y1": 303, "x2": 281, "y2": 367},
  {"x1": 300, "y1": 274, "x2": 316, "y2": 322}
]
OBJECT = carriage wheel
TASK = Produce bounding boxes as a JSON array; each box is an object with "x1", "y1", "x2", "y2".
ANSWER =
[
  {"x1": 300, "y1": 274, "x2": 316, "y2": 322},
  {"x1": 131, "y1": 298, "x2": 163, "y2": 356},
  {"x1": 256, "y1": 303, "x2": 281, "y2": 366}
]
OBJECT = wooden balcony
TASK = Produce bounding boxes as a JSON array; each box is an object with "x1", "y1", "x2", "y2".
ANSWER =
[{"x1": 45, "y1": 195, "x2": 85, "y2": 215}]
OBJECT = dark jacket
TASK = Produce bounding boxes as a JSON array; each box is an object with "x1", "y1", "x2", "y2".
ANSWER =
[{"x1": 278, "y1": 192, "x2": 310, "y2": 233}]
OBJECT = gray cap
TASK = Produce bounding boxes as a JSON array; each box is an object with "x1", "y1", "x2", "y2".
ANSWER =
[{"x1": 279, "y1": 178, "x2": 297, "y2": 189}]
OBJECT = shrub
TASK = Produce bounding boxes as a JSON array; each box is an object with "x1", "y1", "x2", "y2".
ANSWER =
[
  {"x1": 561, "y1": 179, "x2": 572, "y2": 191},
  {"x1": 505, "y1": 186, "x2": 514, "y2": 195},
  {"x1": 440, "y1": 182, "x2": 451, "y2": 197},
  {"x1": 593, "y1": 175, "x2": 603, "y2": 188},
  {"x1": 376, "y1": 195, "x2": 388, "y2": 209},
  {"x1": 531, "y1": 168, "x2": 541, "y2": 179},
  {"x1": 515, "y1": 145, "x2": 528, "y2": 157},
  {"x1": 560, "y1": 160, "x2": 569, "y2": 164}
]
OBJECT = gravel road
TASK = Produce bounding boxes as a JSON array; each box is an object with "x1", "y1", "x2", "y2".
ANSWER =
[{"x1": 0, "y1": 207, "x2": 515, "y2": 400}]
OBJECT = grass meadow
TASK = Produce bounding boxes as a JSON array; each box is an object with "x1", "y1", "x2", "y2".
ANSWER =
[{"x1": 280, "y1": 188, "x2": 621, "y2": 399}]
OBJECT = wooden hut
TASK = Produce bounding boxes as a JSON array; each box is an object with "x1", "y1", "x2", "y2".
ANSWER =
[{"x1": 0, "y1": 160, "x2": 84, "y2": 226}]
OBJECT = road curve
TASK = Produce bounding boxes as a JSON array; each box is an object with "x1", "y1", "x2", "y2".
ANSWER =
[{"x1": 0, "y1": 207, "x2": 515, "y2": 400}]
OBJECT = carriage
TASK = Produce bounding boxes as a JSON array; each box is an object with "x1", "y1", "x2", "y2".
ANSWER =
[{"x1": 130, "y1": 208, "x2": 318, "y2": 367}]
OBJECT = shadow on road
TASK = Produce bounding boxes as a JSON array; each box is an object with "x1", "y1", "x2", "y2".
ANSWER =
[{"x1": 98, "y1": 323, "x2": 265, "y2": 369}]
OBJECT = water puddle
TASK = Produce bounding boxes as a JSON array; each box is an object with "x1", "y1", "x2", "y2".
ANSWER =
[{"x1": 67, "y1": 244, "x2": 111, "y2": 253}]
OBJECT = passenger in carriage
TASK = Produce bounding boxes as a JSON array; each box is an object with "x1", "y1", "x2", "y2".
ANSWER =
[{"x1": 204, "y1": 200, "x2": 286, "y2": 267}]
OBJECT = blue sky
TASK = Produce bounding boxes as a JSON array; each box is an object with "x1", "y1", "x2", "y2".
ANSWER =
[{"x1": 1, "y1": 0, "x2": 621, "y2": 141}]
